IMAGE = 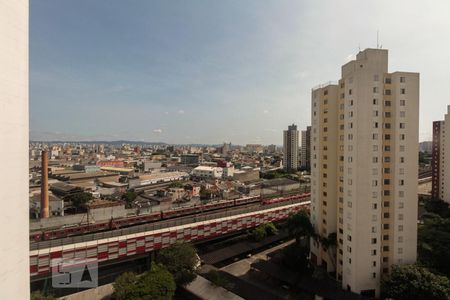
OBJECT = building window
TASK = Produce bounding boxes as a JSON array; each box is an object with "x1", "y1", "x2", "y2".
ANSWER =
[
  {"x1": 385, "y1": 78, "x2": 391, "y2": 84},
  {"x1": 385, "y1": 89, "x2": 391, "y2": 95},
  {"x1": 371, "y1": 238, "x2": 377, "y2": 244},
  {"x1": 401, "y1": 88, "x2": 406, "y2": 94},
  {"x1": 400, "y1": 76, "x2": 406, "y2": 83},
  {"x1": 373, "y1": 87, "x2": 379, "y2": 93},
  {"x1": 374, "y1": 75, "x2": 379, "y2": 81},
  {"x1": 373, "y1": 98, "x2": 378, "y2": 105},
  {"x1": 400, "y1": 100, "x2": 406, "y2": 106},
  {"x1": 398, "y1": 225, "x2": 404, "y2": 232}
]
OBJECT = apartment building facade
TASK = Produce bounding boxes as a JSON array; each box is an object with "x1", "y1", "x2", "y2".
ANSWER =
[
  {"x1": 432, "y1": 106, "x2": 450, "y2": 203},
  {"x1": 301, "y1": 126, "x2": 311, "y2": 170},
  {"x1": 310, "y1": 48, "x2": 419, "y2": 297},
  {"x1": 283, "y1": 124, "x2": 299, "y2": 172}
]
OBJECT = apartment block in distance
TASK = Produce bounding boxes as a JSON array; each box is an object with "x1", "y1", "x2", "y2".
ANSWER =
[
  {"x1": 283, "y1": 124, "x2": 299, "y2": 172},
  {"x1": 310, "y1": 48, "x2": 419, "y2": 297},
  {"x1": 301, "y1": 126, "x2": 311, "y2": 170},
  {"x1": 432, "y1": 106, "x2": 450, "y2": 203}
]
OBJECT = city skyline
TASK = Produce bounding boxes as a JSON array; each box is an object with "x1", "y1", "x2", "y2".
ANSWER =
[{"x1": 30, "y1": 0, "x2": 450, "y2": 144}]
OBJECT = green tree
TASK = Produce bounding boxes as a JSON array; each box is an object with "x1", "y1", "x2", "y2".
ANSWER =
[
  {"x1": 169, "y1": 181, "x2": 183, "y2": 188},
  {"x1": 249, "y1": 222, "x2": 278, "y2": 242},
  {"x1": 286, "y1": 209, "x2": 314, "y2": 243},
  {"x1": 424, "y1": 198, "x2": 450, "y2": 219},
  {"x1": 156, "y1": 242, "x2": 198, "y2": 286},
  {"x1": 122, "y1": 190, "x2": 138, "y2": 208},
  {"x1": 382, "y1": 265, "x2": 450, "y2": 300},
  {"x1": 66, "y1": 192, "x2": 93, "y2": 212},
  {"x1": 418, "y1": 217, "x2": 450, "y2": 276},
  {"x1": 113, "y1": 272, "x2": 139, "y2": 300},
  {"x1": 250, "y1": 225, "x2": 267, "y2": 241},
  {"x1": 113, "y1": 265, "x2": 176, "y2": 300},
  {"x1": 30, "y1": 291, "x2": 56, "y2": 300},
  {"x1": 199, "y1": 186, "x2": 212, "y2": 200},
  {"x1": 135, "y1": 264, "x2": 176, "y2": 300},
  {"x1": 206, "y1": 270, "x2": 229, "y2": 288},
  {"x1": 281, "y1": 241, "x2": 311, "y2": 274}
]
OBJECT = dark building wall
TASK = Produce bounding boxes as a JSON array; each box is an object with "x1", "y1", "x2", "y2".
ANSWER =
[{"x1": 432, "y1": 121, "x2": 442, "y2": 199}]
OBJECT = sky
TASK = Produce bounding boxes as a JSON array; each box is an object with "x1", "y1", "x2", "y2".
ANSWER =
[{"x1": 30, "y1": 0, "x2": 450, "y2": 145}]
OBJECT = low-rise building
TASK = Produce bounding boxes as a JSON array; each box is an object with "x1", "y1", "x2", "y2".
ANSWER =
[
  {"x1": 192, "y1": 166, "x2": 223, "y2": 179},
  {"x1": 233, "y1": 167, "x2": 260, "y2": 183}
]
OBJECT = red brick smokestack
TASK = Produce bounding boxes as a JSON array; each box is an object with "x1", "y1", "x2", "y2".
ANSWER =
[{"x1": 40, "y1": 150, "x2": 49, "y2": 218}]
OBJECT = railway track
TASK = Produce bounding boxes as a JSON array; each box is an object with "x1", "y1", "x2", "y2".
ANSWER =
[{"x1": 30, "y1": 197, "x2": 310, "y2": 251}]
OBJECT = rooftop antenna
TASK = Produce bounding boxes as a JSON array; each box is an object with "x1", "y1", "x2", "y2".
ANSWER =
[{"x1": 377, "y1": 30, "x2": 379, "y2": 48}]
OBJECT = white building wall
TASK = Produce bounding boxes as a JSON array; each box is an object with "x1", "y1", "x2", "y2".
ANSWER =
[{"x1": 0, "y1": 0, "x2": 29, "y2": 298}]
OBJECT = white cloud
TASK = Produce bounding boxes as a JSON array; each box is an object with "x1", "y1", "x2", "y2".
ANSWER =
[
  {"x1": 178, "y1": 109, "x2": 185, "y2": 114},
  {"x1": 153, "y1": 128, "x2": 163, "y2": 133},
  {"x1": 263, "y1": 109, "x2": 269, "y2": 114},
  {"x1": 164, "y1": 111, "x2": 169, "y2": 115}
]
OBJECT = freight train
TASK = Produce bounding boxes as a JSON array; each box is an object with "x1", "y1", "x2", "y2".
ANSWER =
[{"x1": 30, "y1": 193, "x2": 310, "y2": 242}]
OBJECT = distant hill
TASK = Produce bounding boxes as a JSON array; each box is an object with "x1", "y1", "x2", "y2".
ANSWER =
[{"x1": 29, "y1": 140, "x2": 168, "y2": 146}]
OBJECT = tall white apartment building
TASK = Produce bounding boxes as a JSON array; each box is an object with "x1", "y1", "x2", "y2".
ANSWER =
[
  {"x1": 310, "y1": 49, "x2": 419, "y2": 297},
  {"x1": 432, "y1": 106, "x2": 450, "y2": 203},
  {"x1": 283, "y1": 124, "x2": 299, "y2": 172}
]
